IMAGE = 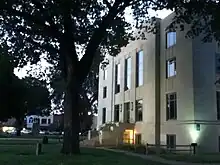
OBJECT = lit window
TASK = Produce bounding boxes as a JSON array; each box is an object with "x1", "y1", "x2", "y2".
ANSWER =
[
  {"x1": 166, "y1": 31, "x2": 176, "y2": 48},
  {"x1": 166, "y1": 58, "x2": 176, "y2": 78},
  {"x1": 136, "y1": 50, "x2": 144, "y2": 87}
]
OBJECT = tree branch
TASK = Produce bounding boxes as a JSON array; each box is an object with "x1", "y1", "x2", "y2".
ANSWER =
[
  {"x1": 1, "y1": 4, "x2": 61, "y2": 39},
  {"x1": 78, "y1": 0, "x2": 122, "y2": 83},
  {"x1": 103, "y1": 0, "x2": 112, "y2": 9},
  {"x1": 31, "y1": 0, "x2": 60, "y2": 32}
]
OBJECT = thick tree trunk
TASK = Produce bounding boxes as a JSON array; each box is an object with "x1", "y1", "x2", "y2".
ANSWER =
[
  {"x1": 15, "y1": 118, "x2": 23, "y2": 136},
  {"x1": 61, "y1": 55, "x2": 80, "y2": 154},
  {"x1": 16, "y1": 129, "x2": 21, "y2": 136}
]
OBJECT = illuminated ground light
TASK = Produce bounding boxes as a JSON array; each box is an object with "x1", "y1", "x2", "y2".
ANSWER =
[
  {"x1": 2, "y1": 126, "x2": 15, "y2": 133},
  {"x1": 189, "y1": 125, "x2": 200, "y2": 143}
]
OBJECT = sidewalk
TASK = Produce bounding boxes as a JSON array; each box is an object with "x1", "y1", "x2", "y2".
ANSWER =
[{"x1": 96, "y1": 147, "x2": 220, "y2": 165}]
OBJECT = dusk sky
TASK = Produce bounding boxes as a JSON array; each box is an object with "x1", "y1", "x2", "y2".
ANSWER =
[{"x1": 14, "y1": 9, "x2": 172, "y2": 79}]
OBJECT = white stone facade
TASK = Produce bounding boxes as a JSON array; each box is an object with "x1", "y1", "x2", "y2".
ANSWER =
[{"x1": 97, "y1": 13, "x2": 220, "y2": 153}]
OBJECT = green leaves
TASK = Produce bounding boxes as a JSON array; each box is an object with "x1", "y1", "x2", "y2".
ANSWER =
[
  {"x1": 0, "y1": 49, "x2": 50, "y2": 121},
  {"x1": 166, "y1": 0, "x2": 220, "y2": 42}
]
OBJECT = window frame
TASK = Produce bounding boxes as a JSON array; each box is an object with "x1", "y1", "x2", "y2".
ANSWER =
[
  {"x1": 124, "y1": 102, "x2": 130, "y2": 123},
  {"x1": 103, "y1": 86, "x2": 107, "y2": 98},
  {"x1": 217, "y1": 91, "x2": 220, "y2": 120},
  {"x1": 102, "y1": 108, "x2": 106, "y2": 124},
  {"x1": 41, "y1": 118, "x2": 47, "y2": 124},
  {"x1": 48, "y1": 119, "x2": 51, "y2": 125},
  {"x1": 166, "y1": 134, "x2": 176, "y2": 149},
  {"x1": 217, "y1": 42, "x2": 220, "y2": 53},
  {"x1": 166, "y1": 31, "x2": 177, "y2": 48},
  {"x1": 166, "y1": 93, "x2": 177, "y2": 120},
  {"x1": 103, "y1": 69, "x2": 107, "y2": 80},
  {"x1": 114, "y1": 105, "x2": 120, "y2": 122},
  {"x1": 124, "y1": 57, "x2": 132, "y2": 91},
  {"x1": 135, "y1": 134, "x2": 142, "y2": 145},
  {"x1": 135, "y1": 99, "x2": 143, "y2": 122},
  {"x1": 166, "y1": 57, "x2": 176, "y2": 78},
  {"x1": 29, "y1": 117, "x2": 33, "y2": 123},
  {"x1": 136, "y1": 50, "x2": 144, "y2": 87},
  {"x1": 115, "y1": 63, "x2": 121, "y2": 94}
]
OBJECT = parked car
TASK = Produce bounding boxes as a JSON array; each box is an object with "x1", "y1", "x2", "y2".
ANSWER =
[{"x1": 21, "y1": 128, "x2": 31, "y2": 134}]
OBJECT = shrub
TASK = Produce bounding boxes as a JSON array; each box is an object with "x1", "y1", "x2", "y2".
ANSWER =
[
  {"x1": 42, "y1": 136, "x2": 48, "y2": 144},
  {"x1": 116, "y1": 144, "x2": 135, "y2": 151},
  {"x1": 134, "y1": 145, "x2": 146, "y2": 154},
  {"x1": 146, "y1": 147, "x2": 167, "y2": 155}
]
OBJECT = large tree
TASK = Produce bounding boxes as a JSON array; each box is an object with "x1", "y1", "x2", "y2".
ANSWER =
[
  {"x1": 0, "y1": 0, "x2": 176, "y2": 154},
  {"x1": 163, "y1": 1, "x2": 220, "y2": 42},
  {"x1": 0, "y1": 48, "x2": 51, "y2": 135}
]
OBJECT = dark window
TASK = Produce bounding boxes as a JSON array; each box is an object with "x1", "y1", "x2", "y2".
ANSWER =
[
  {"x1": 166, "y1": 93, "x2": 177, "y2": 120},
  {"x1": 48, "y1": 119, "x2": 51, "y2": 124},
  {"x1": 136, "y1": 50, "x2": 144, "y2": 87},
  {"x1": 115, "y1": 63, "x2": 121, "y2": 93},
  {"x1": 217, "y1": 92, "x2": 220, "y2": 120},
  {"x1": 166, "y1": 31, "x2": 176, "y2": 48},
  {"x1": 166, "y1": 58, "x2": 176, "y2": 78},
  {"x1": 103, "y1": 86, "x2": 107, "y2": 98},
  {"x1": 124, "y1": 102, "x2": 130, "y2": 123},
  {"x1": 29, "y1": 117, "x2": 33, "y2": 123},
  {"x1": 41, "y1": 118, "x2": 47, "y2": 124},
  {"x1": 102, "y1": 108, "x2": 106, "y2": 124},
  {"x1": 135, "y1": 134, "x2": 142, "y2": 145},
  {"x1": 136, "y1": 100, "x2": 143, "y2": 122},
  {"x1": 219, "y1": 136, "x2": 220, "y2": 152},
  {"x1": 34, "y1": 118, "x2": 40, "y2": 124},
  {"x1": 166, "y1": 134, "x2": 176, "y2": 149},
  {"x1": 125, "y1": 57, "x2": 132, "y2": 90},
  {"x1": 114, "y1": 105, "x2": 120, "y2": 122},
  {"x1": 215, "y1": 54, "x2": 220, "y2": 73},
  {"x1": 217, "y1": 42, "x2": 220, "y2": 53},
  {"x1": 103, "y1": 69, "x2": 107, "y2": 80}
]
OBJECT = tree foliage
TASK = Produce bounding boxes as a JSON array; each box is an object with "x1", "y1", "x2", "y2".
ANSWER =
[
  {"x1": 0, "y1": 0, "x2": 180, "y2": 154},
  {"x1": 164, "y1": 1, "x2": 220, "y2": 42},
  {"x1": 0, "y1": 49, "x2": 50, "y2": 124}
]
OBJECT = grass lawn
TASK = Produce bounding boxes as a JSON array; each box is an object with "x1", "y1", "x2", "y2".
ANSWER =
[
  {"x1": 160, "y1": 153, "x2": 220, "y2": 163},
  {"x1": 0, "y1": 139, "x2": 166, "y2": 165},
  {"x1": 0, "y1": 138, "x2": 60, "y2": 145}
]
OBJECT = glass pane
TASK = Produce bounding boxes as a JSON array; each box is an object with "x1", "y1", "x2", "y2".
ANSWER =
[
  {"x1": 138, "y1": 70, "x2": 144, "y2": 86},
  {"x1": 169, "y1": 94, "x2": 175, "y2": 100},
  {"x1": 167, "y1": 59, "x2": 176, "y2": 77},
  {"x1": 126, "y1": 58, "x2": 131, "y2": 89},
  {"x1": 117, "y1": 63, "x2": 120, "y2": 84},
  {"x1": 167, "y1": 32, "x2": 176, "y2": 48},
  {"x1": 127, "y1": 75, "x2": 131, "y2": 89}
]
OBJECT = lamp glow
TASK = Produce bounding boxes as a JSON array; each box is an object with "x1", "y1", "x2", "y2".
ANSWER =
[{"x1": 189, "y1": 129, "x2": 200, "y2": 143}]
